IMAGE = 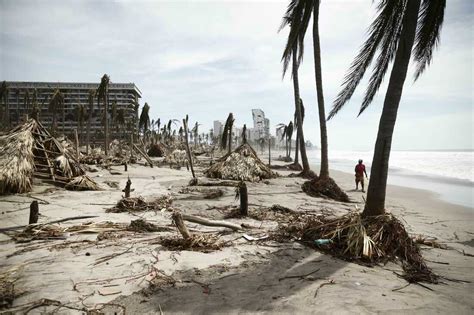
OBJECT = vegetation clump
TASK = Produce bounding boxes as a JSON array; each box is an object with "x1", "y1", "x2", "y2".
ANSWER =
[{"x1": 302, "y1": 177, "x2": 349, "y2": 202}]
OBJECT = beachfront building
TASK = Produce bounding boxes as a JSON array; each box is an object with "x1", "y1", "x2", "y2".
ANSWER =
[
  {"x1": 251, "y1": 108, "x2": 270, "y2": 139},
  {"x1": 2, "y1": 81, "x2": 141, "y2": 142}
]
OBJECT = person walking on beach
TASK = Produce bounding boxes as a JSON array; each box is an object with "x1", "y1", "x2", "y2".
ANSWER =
[{"x1": 355, "y1": 159, "x2": 368, "y2": 192}]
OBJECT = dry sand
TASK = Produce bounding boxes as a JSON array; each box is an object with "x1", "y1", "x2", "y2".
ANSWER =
[{"x1": 0, "y1": 156, "x2": 473, "y2": 314}]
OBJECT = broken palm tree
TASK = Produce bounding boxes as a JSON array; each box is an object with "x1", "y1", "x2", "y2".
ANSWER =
[
  {"x1": 106, "y1": 195, "x2": 173, "y2": 213},
  {"x1": 157, "y1": 211, "x2": 224, "y2": 252},
  {"x1": 205, "y1": 143, "x2": 277, "y2": 182},
  {"x1": 0, "y1": 119, "x2": 99, "y2": 194},
  {"x1": 274, "y1": 211, "x2": 438, "y2": 283}
]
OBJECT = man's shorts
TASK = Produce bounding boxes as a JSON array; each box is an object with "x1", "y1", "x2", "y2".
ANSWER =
[{"x1": 355, "y1": 174, "x2": 364, "y2": 184}]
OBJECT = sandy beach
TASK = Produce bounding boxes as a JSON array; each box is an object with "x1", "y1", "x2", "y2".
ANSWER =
[{"x1": 1, "y1": 155, "x2": 473, "y2": 314}]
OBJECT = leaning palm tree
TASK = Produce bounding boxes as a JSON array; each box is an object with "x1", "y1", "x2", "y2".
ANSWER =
[
  {"x1": 86, "y1": 89, "x2": 95, "y2": 154},
  {"x1": 221, "y1": 113, "x2": 235, "y2": 155},
  {"x1": 328, "y1": 0, "x2": 446, "y2": 216},
  {"x1": 139, "y1": 102, "x2": 151, "y2": 142},
  {"x1": 280, "y1": 11, "x2": 310, "y2": 175},
  {"x1": 48, "y1": 89, "x2": 64, "y2": 134},
  {"x1": 97, "y1": 74, "x2": 110, "y2": 155},
  {"x1": 281, "y1": 0, "x2": 330, "y2": 179},
  {"x1": 293, "y1": 98, "x2": 305, "y2": 165}
]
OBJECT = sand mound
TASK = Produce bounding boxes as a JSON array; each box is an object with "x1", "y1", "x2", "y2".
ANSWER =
[{"x1": 205, "y1": 143, "x2": 277, "y2": 182}]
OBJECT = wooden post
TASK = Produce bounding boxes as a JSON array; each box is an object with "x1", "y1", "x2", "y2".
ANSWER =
[
  {"x1": 182, "y1": 118, "x2": 196, "y2": 179},
  {"x1": 29, "y1": 201, "x2": 39, "y2": 224},
  {"x1": 124, "y1": 161, "x2": 128, "y2": 172},
  {"x1": 130, "y1": 133, "x2": 134, "y2": 160},
  {"x1": 74, "y1": 129, "x2": 80, "y2": 159},
  {"x1": 172, "y1": 211, "x2": 191, "y2": 240},
  {"x1": 124, "y1": 178, "x2": 132, "y2": 198},
  {"x1": 239, "y1": 181, "x2": 248, "y2": 216}
]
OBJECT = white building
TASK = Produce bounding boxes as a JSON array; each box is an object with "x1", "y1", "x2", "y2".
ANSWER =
[
  {"x1": 251, "y1": 109, "x2": 270, "y2": 139},
  {"x1": 213, "y1": 120, "x2": 223, "y2": 137}
]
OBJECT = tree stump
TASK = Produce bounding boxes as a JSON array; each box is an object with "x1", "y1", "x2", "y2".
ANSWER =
[
  {"x1": 124, "y1": 162, "x2": 128, "y2": 172},
  {"x1": 239, "y1": 181, "x2": 248, "y2": 216},
  {"x1": 124, "y1": 178, "x2": 132, "y2": 198},
  {"x1": 172, "y1": 211, "x2": 191, "y2": 240},
  {"x1": 29, "y1": 201, "x2": 39, "y2": 224}
]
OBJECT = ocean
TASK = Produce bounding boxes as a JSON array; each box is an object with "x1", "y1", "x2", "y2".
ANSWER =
[{"x1": 305, "y1": 150, "x2": 474, "y2": 208}]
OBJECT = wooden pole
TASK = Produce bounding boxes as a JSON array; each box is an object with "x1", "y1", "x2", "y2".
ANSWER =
[
  {"x1": 172, "y1": 211, "x2": 191, "y2": 240},
  {"x1": 239, "y1": 181, "x2": 248, "y2": 216},
  {"x1": 124, "y1": 161, "x2": 128, "y2": 172},
  {"x1": 182, "y1": 118, "x2": 196, "y2": 179},
  {"x1": 29, "y1": 201, "x2": 39, "y2": 224},
  {"x1": 74, "y1": 129, "x2": 80, "y2": 159}
]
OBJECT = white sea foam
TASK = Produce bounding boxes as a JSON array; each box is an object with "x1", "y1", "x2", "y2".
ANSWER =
[{"x1": 311, "y1": 150, "x2": 474, "y2": 183}]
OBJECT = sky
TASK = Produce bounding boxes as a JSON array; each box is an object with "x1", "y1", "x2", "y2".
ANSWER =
[{"x1": 1, "y1": 0, "x2": 472, "y2": 151}]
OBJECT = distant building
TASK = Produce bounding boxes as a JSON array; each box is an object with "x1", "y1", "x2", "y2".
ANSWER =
[
  {"x1": 213, "y1": 120, "x2": 223, "y2": 137},
  {"x1": 251, "y1": 108, "x2": 269, "y2": 139},
  {"x1": 3, "y1": 81, "x2": 141, "y2": 141}
]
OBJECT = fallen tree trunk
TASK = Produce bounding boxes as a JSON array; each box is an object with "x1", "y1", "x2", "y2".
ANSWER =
[
  {"x1": 133, "y1": 144, "x2": 153, "y2": 168},
  {"x1": 181, "y1": 214, "x2": 243, "y2": 231},
  {"x1": 0, "y1": 215, "x2": 99, "y2": 233}
]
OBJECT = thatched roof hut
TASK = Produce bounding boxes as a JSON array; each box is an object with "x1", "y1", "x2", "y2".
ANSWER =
[
  {"x1": 205, "y1": 143, "x2": 277, "y2": 182},
  {"x1": 0, "y1": 119, "x2": 99, "y2": 194}
]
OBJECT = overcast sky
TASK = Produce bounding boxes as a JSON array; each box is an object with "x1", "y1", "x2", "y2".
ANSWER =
[{"x1": 1, "y1": 0, "x2": 472, "y2": 150}]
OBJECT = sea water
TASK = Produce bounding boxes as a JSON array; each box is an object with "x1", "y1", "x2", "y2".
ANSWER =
[{"x1": 307, "y1": 150, "x2": 474, "y2": 208}]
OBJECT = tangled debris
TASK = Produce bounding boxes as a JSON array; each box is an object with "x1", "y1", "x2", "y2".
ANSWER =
[
  {"x1": 205, "y1": 143, "x2": 277, "y2": 182},
  {"x1": 106, "y1": 196, "x2": 173, "y2": 213},
  {"x1": 274, "y1": 212, "x2": 438, "y2": 283},
  {"x1": 0, "y1": 265, "x2": 24, "y2": 310},
  {"x1": 147, "y1": 143, "x2": 167, "y2": 157},
  {"x1": 127, "y1": 219, "x2": 173, "y2": 233},
  {"x1": 302, "y1": 177, "x2": 349, "y2": 202},
  {"x1": 65, "y1": 175, "x2": 101, "y2": 191},
  {"x1": 158, "y1": 234, "x2": 225, "y2": 252},
  {"x1": 178, "y1": 187, "x2": 225, "y2": 199}
]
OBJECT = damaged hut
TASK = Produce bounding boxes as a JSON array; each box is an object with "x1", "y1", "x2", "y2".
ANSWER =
[
  {"x1": 0, "y1": 119, "x2": 99, "y2": 194},
  {"x1": 205, "y1": 143, "x2": 277, "y2": 182}
]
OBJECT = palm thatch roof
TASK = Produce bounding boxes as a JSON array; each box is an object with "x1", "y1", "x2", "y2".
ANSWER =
[
  {"x1": 205, "y1": 143, "x2": 277, "y2": 182},
  {"x1": 0, "y1": 119, "x2": 99, "y2": 194}
]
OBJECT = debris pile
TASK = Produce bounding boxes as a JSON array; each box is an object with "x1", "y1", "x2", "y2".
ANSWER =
[
  {"x1": 65, "y1": 175, "x2": 101, "y2": 191},
  {"x1": 106, "y1": 195, "x2": 173, "y2": 213},
  {"x1": 302, "y1": 177, "x2": 349, "y2": 202},
  {"x1": 178, "y1": 187, "x2": 225, "y2": 199},
  {"x1": 205, "y1": 143, "x2": 277, "y2": 182},
  {"x1": 275, "y1": 211, "x2": 438, "y2": 283},
  {"x1": 0, "y1": 119, "x2": 98, "y2": 194},
  {"x1": 147, "y1": 143, "x2": 167, "y2": 157}
]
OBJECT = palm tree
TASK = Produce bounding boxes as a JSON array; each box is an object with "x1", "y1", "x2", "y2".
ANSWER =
[
  {"x1": 293, "y1": 98, "x2": 305, "y2": 164},
  {"x1": 287, "y1": 121, "x2": 294, "y2": 159},
  {"x1": 0, "y1": 81, "x2": 9, "y2": 128},
  {"x1": 97, "y1": 74, "x2": 110, "y2": 155},
  {"x1": 192, "y1": 122, "x2": 200, "y2": 148},
  {"x1": 328, "y1": 0, "x2": 446, "y2": 216},
  {"x1": 281, "y1": 0, "x2": 331, "y2": 179},
  {"x1": 48, "y1": 89, "x2": 64, "y2": 134},
  {"x1": 76, "y1": 103, "x2": 86, "y2": 145},
  {"x1": 139, "y1": 102, "x2": 150, "y2": 142},
  {"x1": 280, "y1": 10, "x2": 310, "y2": 175},
  {"x1": 276, "y1": 123, "x2": 288, "y2": 156},
  {"x1": 221, "y1": 113, "x2": 234, "y2": 154},
  {"x1": 116, "y1": 108, "x2": 126, "y2": 140},
  {"x1": 86, "y1": 89, "x2": 95, "y2": 154}
]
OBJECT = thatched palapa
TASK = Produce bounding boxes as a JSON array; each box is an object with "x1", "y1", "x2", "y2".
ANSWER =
[
  {"x1": 205, "y1": 143, "x2": 277, "y2": 182},
  {"x1": 0, "y1": 119, "x2": 99, "y2": 194}
]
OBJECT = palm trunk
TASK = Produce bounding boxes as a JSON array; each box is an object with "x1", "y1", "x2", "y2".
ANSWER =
[
  {"x1": 291, "y1": 49, "x2": 310, "y2": 173},
  {"x1": 86, "y1": 108, "x2": 92, "y2": 154},
  {"x1": 104, "y1": 88, "x2": 109, "y2": 156},
  {"x1": 363, "y1": 0, "x2": 421, "y2": 217},
  {"x1": 313, "y1": 1, "x2": 329, "y2": 179},
  {"x1": 294, "y1": 121, "x2": 299, "y2": 163}
]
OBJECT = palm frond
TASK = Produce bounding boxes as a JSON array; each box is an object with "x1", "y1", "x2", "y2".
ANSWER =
[
  {"x1": 359, "y1": 0, "x2": 407, "y2": 115},
  {"x1": 413, "y1": 0, "x2": 446, "y2": 81},
  {"x1": 329, "y1": 0, "x2": 406, "y2": 119}
]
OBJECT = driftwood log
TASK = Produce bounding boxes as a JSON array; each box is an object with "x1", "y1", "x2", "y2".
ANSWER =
[
  {"x1": 133, "y1": 144, "x2": 153, "y2": 168},
  {"x1": 181, "y1": 214, "x2": 243, "y2": 231}
]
